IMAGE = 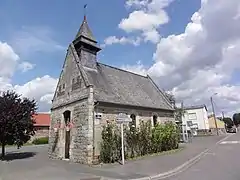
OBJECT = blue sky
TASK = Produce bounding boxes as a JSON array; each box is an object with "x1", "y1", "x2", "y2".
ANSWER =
[
  {"x1": 0, "y1": 0, "x2": 199, "y2": 84},
  {"x1": 0, "y1": 0, "x2": 240, "y2": 115}
]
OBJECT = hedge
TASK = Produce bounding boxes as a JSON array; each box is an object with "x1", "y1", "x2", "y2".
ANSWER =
[
  {"x1": 100, "y1": 120, "x2": 180, "y2": 163},
  {"x1": 32, "y1": 137, "x2": 49, "y2": 145}
]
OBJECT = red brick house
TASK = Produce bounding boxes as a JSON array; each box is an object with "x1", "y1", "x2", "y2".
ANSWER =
[{"x1": 33, "y1": 113, "x2": 50, "y2": 138}]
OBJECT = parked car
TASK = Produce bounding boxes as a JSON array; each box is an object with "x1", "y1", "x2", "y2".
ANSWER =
[{"x1": 226, "y1": 127, "x2": 237, "y2": 133}]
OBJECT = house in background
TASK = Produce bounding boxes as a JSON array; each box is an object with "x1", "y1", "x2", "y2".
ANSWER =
[
  {"x1": 33, "y1": 113, "x2": 50, "y2": 138},
  {"x1": 208, "y1": 115, "x2": 226, "y2": 134},
  {"x1": 182, "y1": 105, "x2": 209, "y2": 134}
]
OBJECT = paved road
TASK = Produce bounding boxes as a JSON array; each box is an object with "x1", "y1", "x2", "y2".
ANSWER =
[
  {"x1": 0, "y1": 135, "x2": 230, "y2": 180},
  {"x1": 165, "y1": 132, "x2": 240, "y2": 180}
]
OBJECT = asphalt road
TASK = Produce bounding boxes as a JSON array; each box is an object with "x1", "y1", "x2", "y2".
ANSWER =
[{"x1": 165, "y1": 132, "x2": 240, "y2": 180}]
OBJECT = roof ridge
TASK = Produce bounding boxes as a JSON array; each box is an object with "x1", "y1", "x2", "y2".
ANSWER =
[
  {"x1": 146, "y1": 75, "x2": 174, "y2": 110},
  {"x1": 97, "y1": 62, "x2": 148, "y2": 78}
]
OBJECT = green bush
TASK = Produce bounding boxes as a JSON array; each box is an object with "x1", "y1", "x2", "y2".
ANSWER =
[
  {"x1": 100, "y1": 123, "x2": 121, "y2": 163},
  {"x1": 32, "y1": 137, "x2": 49, "y2": 145},
  {"x1": 100, "y1": 120, "x2": 180, "y2": 163}
]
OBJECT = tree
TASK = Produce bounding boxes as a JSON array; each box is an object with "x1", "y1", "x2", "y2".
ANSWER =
[
  {"x1": 222, "y1": 117, "x2": 234, "y2": 128},
  {"x1": 0, "y1": 91, "x2": 37, "y2": 159},
  {"x1": 232, "y1": 113, "x2": 240, "y2": 127},
  {"x1": 174, "y1": 108, "x2": 186, "y2": 124},
  {"x1": 164, "y1": 92, "x2": 185, "y2": 124}
]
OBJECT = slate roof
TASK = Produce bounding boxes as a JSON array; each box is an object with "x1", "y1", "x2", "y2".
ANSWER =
[
  {"x1": 84, "y1": 63, "x2": 174, "y2": 111},
  {"x1": 75, "y1": 16, "x2": 96, "y2": 42}
]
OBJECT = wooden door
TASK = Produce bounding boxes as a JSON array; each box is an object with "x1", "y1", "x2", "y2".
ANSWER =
[{"x1": 65, "y1": 130, "x2": 70, "y2": 159}]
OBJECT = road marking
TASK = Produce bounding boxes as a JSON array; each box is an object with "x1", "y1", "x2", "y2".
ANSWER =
[{"x1": 220, "y1": 141, "x2": 240, "y2": 144}]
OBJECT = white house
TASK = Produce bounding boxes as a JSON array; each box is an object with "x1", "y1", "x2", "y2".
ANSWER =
[{"x1": 182, "y1": 105, "x2": 209, "y2": 132}]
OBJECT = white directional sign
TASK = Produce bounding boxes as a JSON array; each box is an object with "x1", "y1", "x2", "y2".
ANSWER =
[
  {"x1": 116, "y1": 113, "x2": 132, "y2": 165},
  {"x1": 116, "y1": 113, "x2": 132, "y2": 124}
]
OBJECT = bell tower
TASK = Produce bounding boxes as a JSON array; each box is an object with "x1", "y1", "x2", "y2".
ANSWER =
[{"x1": 72, "y1": 15, "x2": 101, "y2": 70}]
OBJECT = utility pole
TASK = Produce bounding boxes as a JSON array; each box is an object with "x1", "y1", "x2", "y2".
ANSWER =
[
  {"x1": 210, "y1": 96, "x2": 219, "y2": 135},
  {"x1": 222, "y1": 111, "x2": 225, "y2": 119},
  {"x1": 181, "y1": 101, "x2": 186, "y2": 142}
]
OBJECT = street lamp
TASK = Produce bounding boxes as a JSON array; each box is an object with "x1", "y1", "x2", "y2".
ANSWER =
[{"x1": 210, "y1": 93, "x2": 219, "y2": 135}]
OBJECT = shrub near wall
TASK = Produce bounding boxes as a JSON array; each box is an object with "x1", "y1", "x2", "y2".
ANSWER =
[
  {"x1": 100, "y1": 121, "x2": 179, "y2": 163},
  {"x1": 32, "y1": 137, "x2": 49, "y2": 145}
]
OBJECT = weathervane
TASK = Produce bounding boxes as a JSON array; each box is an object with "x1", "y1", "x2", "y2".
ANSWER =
[{"x1": 84, "y1": 4, "x2": 87, "y2": 20}]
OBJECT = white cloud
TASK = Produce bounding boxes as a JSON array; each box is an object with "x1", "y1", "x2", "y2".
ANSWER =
[
  {"x1": 121, "y1": 61, "x2": 147, "y2": 76},
  {"x1": 18, "y1": 61, "x2": 35, "y2": 72},
  {"x1": 0, "y1": 41, "x2": 58, "y2": 112},
  {"x1": 14, "y1": 75, "x2": 58, "y2": 104},
  {"x1": 101, "y1": 36, "x2": 141, "y2": 47},
  {"x1": 0, "y1": 41, "x2": 19, "y2": 78},
  {"x1": 125, "y1": 0, "x2": 148, "y2": 8},
  {"x1": 119, "y1": 10, "x2": 168, "y2": 32},
  {"x1": 122, "y1": 0, "x2": 240, "y2": 117},
  {"x1": 103, "y1": 0, "x2": 173, "y2": 46},
  {"x1": 142, "y1": 28, "x2": 160, "y2": 43},
  {"x1": 10, "y1": 26, "x2": 65, "y2": 56}
]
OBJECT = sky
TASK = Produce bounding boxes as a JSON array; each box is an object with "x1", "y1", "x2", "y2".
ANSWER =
[{"x1": 0, "y1": 0, "x2": 240, "y2": 117}]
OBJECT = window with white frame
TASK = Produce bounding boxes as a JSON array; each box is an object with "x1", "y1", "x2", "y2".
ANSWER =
[{"x1": 188, "y1": 112, "x2": 197, "y2": 120}]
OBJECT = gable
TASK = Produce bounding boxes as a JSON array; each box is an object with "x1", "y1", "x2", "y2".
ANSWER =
[{"x1": 52, "y1": 44, "x2": 90, "y2": 107}]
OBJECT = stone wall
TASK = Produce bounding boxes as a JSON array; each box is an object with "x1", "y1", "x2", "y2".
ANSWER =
[
  {"x1": 48, "y1": 98, "x2": 92, "y2": 164},
  {"x1": 34, "y1": 126, "x2": 49, "y2": 138},
  {"x1": 93, "y1": 105, "x2": 175, "y2": 157}
]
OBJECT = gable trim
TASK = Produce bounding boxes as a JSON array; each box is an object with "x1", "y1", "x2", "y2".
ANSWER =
[{"x1": 146, "y1": 75, "x2": 174, "y2": 110}]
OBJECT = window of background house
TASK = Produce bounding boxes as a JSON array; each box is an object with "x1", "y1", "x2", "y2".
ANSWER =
[
  {"x1": 188, "y1": 113, "x2": 197, "y2": 120},
  {"x1": 153, "y1": 115, "x2": 158, "y2": 126}
]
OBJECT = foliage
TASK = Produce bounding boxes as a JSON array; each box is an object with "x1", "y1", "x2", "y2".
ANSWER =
[
  {"x1": 32, "y1": 137, "x2": 49, "y2": 145},
  {"x1": 152, "y1": 122, "x2": 179, "y2": 152},
  {"x1": 0, "y1": 90, "x2": 37, "y2": 159},
  {"x1": 222, "y1": 117, "x2": 234, "y2": 128},
  {"x1": 174, "y1": 108, "x2": 185, "y2": 123},
  {"x1": 100, "y1": 120, "x2": 179, "y2": 163},
  {"x1": 232, "y1": 113, "x2": 240, "y2": 127},
  {"x1": 100, "y1": 123, "x2": 121, "y2": 163},
  {"x1": 164, "y1": 92, "x2": 176, "y2": 106}
]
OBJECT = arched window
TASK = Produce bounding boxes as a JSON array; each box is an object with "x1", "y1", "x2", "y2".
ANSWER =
[
  {"x1": 63, "y1": 110, "x2": 71, "y2": 125},
  {"x1": 129, "y1": 114, "x2": 136, "y2": 129},
  {"x1": 153, "y1": 115, "x2": 158, "y2": 127}
]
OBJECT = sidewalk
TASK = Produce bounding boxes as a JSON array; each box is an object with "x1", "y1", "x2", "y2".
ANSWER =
[{"x1": 86, "y1": 135, "x2": 227, "y2": 179}]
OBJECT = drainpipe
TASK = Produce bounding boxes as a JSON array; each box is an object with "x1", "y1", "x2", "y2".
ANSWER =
[{"x1": 92, "y1": 101, "x2": 99, "y2": 162}]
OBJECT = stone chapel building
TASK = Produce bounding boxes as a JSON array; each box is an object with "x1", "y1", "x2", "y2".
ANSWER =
[{"x1": 48, "y1": 15, "x2": 175, "y2": 164}]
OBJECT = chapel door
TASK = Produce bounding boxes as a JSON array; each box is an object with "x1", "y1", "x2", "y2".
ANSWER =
[
  {"x1": 65, "y1": 130, "x2": 70, "y2": 159},
  {"x1": 63, "y1": 110, "x2": 71, "y2": 159}
]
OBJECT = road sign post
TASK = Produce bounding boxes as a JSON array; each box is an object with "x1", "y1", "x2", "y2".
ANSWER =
[
  {"x1": 121, "y1": 123, "x2": 124, "y2": 165},
  {"x1": 116, "y1": 113, "x2": 132, "y2": 165}
]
